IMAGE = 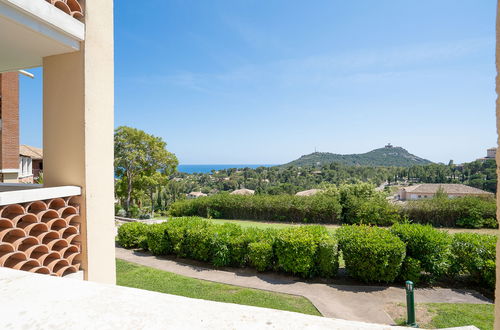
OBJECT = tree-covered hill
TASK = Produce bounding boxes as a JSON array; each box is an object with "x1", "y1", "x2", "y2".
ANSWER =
[{"x1": 282, "y1": 146, "x2": 433, "y2": 167}]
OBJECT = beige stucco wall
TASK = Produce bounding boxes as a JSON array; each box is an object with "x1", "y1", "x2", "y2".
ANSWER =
[{"x1": 43, "y1": 0, "x2": 115, "y2": 284}]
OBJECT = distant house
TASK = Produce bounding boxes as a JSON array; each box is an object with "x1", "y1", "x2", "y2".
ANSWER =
[
  {"x1": 19, "y1": 145, "x2": 43, "y2": 183},
  {"x1": 230, "y1": 188, "x2": 255, "y2": 196},
  {"x1": 296, "y1": 189, "x2": 323, "y2": 196},
  {"x1": 477, "y1": 147, "x2": 497, "y2": 161},
  {"x1": 187, "y1": 191, "x2": 207, "y2": 199},
  {"x1": 398, "y1": 184, "x2": 493, "y2": 201}
]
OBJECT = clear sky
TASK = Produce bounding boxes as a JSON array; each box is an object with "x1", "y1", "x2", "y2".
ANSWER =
[{"x1": 19, "y1": 0, "x2": 497, "y2": 165}]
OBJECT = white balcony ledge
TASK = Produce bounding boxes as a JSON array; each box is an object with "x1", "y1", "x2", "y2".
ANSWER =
[
  {"x1": 0, "y1": 183, "x2": 80, "y2": 205},
  {"x1": 0, "y1": 0, "x2": 84, "y2": 72},
  {"x1": 0, "y1": 267, "x2": 426, "y2": 330}
]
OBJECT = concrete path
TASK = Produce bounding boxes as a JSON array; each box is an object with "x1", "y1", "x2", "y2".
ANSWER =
[{"x1": 116, "y1": 247, "x2": 492, "y2": 325}]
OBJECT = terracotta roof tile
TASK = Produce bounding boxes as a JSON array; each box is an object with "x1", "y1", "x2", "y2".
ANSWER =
[{"x1": 402, "y1": 184, "x2": 493, "y2": 195}]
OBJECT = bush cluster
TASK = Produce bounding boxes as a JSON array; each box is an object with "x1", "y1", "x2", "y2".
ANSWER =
[
  {"x1": 118, "y1": 218, "x2": 338, "y2": 278},
  {"x1": 401, "y1": 196, "x2": 497, "y2": 228},
  {"x1": 391, "y1": 223, "x2": 451, "y2": 282},
  {"x1": 336, "y1": 225, "x2": 406, "y2": 283},
  {"x1": 449, "y1": 233, "x2": 497, "y2": 288},
  {"x1": 169, "y1": 193, "x2": 343, "y2": 224},
  {"x1": 169, "y1": 184, "x2": 497, "y2": 229},
  {"x1": 117, "y1": 219, "x2": 496, "y2": 288}
]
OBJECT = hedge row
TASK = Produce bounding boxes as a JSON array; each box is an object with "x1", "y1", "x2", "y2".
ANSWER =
[
  {"x1": 117, "y1": 218, "x2": 497, "y2": 289},
  {"x1": 169, "y1": 193, "x2": 343, "y2": 224},
  {"x1": 168, "y1": 190, "x2": 497, "y2": 228},
  {"x1": 118, "y1": 217, "x2": 338, "y2": 278},
  {"x1": 401, "y1": 196, "x2": 497, "y2": 228}
]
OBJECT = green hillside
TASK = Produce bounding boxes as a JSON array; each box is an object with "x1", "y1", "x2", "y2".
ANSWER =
[{"x1": 283, "y1": 146, "x2": 433, "y2": 167}]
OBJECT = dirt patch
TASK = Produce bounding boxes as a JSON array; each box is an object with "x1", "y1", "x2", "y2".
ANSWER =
[{"x1": 384, "y1": 303, "x2": 436, "y2": 328}]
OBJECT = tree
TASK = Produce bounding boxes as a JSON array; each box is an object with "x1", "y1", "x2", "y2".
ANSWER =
[{"x1": 114, "y1": 126, "x2": 178, "y2": 216}]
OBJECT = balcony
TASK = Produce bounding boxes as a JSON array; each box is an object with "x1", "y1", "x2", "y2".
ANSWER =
[{"x1": 0, "y1": 0, "x2": 84, "y2": 71}]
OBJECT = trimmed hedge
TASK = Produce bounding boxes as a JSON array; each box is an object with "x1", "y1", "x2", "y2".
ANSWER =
[
  {"x1": 336, "y1": 225, "x2": 406, "y2": 283},
  {"x1": 117, "y1": 218, "x2": 338, "y2": 279},
  {"x1": 117, "y1": 222, "x2": 149, "y2": 249},
  {"x1": 449, "y1": 233, "x2": 497, "y2": 289},
  {"x1": 168, "y1": 186, "x2": 497, "y2": 229},
  {"x1": 117, "y1": 219, "x2": 496, "y2": 289},
  {"x1": 391, "y1": 223, "x2": 451, "y2": 282},
  {"x1": 401, "y1": 196, "x2": 497, "y2": 228},
  {"x1": 169, "y1": 193, "x2": 342, "y2": 224}
]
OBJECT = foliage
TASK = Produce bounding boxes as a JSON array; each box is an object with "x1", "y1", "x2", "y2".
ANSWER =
[
  {"x1": 339, "y1": 183, "x2": 401, "y2": 226},
  {"x1": 391, "y1": 223, "x2": 451, "y2": 281},
  {"x1": 449, "y1": 233, "x2": 497, "y2": 289},
  {"x1": 145, "y1": 223, "x2": 171, "y2": 255},
  {"x1": 247, "y1": 241, "x2": 274, "y2": 271},
  {"x1": 398, "y1": 257, "x2": 422, "y2": 284},
  {"x1": 114, "y1": 126, "x2": 178, "y2": 216},
  {"x1": 116, "y1": 222, "x2": 150, "y2": 249},
  {"x1": 402, "y1": 195, "x2": 497, "y2": 228},
  {"x1": 336, "y1": 225, "x2": 406, "y2": 283},
  {"x1": 169, "y1": 193, "x2": 342, "y2": 224}
]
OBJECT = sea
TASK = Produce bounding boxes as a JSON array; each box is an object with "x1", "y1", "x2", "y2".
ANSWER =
[{"x1": 178, "y1": 164, "x2": 276, "y2": 174}]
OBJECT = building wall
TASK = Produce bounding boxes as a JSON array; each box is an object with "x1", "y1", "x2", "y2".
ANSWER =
[
  {"x1": 43, "y1": 0, "x2": 115, "y2": 284},
  {"x1": 0, "y1": 73, "x2": 20, "y2": 181}
]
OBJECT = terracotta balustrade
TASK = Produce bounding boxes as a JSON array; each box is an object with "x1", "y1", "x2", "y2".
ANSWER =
[
  {"x1": 0, "y1": 196, "x2": 81, "y2": 277},
  {"x1": 45, "y1": 0, "x2": 84, "y2": 20}
]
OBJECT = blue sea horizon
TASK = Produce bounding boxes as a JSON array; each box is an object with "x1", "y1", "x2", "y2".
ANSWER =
[{"x1": 178, "y1": 164, "x2": 277, "y2": 174}]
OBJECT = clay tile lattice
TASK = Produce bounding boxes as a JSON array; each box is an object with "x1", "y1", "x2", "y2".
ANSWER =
[
  {"x1": 0, "y1": 196, "x2": 82, "y2": 277},
  {"x1": 45, "y1": 0, "x2": 85, "y2": 21}
]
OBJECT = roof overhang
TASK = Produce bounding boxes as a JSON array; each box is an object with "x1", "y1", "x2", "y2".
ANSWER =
[{"x1": 0, "y1": 0, "x2": 84, "y2": 72}]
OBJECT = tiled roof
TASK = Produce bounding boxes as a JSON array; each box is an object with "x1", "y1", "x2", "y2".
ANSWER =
[
  {"x1": 296, "y1": 189, "x2": 323, "y2": 196},
  {"x1": 20, "y1": 145, "x2": 43, "y2": 160},
  {"x1": 230, "y1": 189, "x2": 255, "y2": 195},
  {"x1": 403, "y1": 184, "x2": 493, "y2": 195},
  {"x1": 45, "y1": 0, "x2": 84, "y2": 20}
]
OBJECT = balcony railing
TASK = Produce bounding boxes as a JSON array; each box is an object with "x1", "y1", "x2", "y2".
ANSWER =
[{"x1": 0, "y1": 184, "x2": 82, "y2": 277}]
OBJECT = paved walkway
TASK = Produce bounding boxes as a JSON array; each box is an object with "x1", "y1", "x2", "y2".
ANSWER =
[{"x1": 116, "y1": 247, "x2": 492, "y2": 325}]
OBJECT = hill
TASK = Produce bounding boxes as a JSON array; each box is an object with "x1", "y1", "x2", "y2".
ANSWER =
[{"x1": 282, "y1": 146, "x2": 433, "y2": 167}]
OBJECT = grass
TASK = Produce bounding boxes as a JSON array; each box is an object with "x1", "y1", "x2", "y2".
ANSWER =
[
  {"x1": 427, "y1": 303, "x2": 494, "y2": 330},
  {"x1": 389, "y1": 303, "x2": 494, "y2": 329},
  {"x1": 116, "y1": 259, "x2": 321, "y2": 316}
]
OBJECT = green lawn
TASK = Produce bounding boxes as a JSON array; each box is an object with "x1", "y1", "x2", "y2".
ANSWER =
[
  {"x1": 155, "y1": 217, "x2": 497, "y2": 235},
  {"x1": 427, "y1": 303, "x2": 494, "y2": 330},
  {"x1": 392, "y1": 303, "x2": 494, "y2": 329},
  {"x1": 116, "y1": 259, "x2": 321, "y2": 316}
]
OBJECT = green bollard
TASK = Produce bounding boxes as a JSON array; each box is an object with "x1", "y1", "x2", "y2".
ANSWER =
[{"x1": 405, "y1": 280, "x2": 418, "y2": 327}]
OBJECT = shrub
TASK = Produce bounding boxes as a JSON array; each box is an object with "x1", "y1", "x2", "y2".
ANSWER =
[
  {"x1": 211, "y1": 223, "x2": 248, "y2": 267},
  {"x1": 116, "y1": 222, "x2": 149, "y2": 249},
  {"x1": 274, "y1": 226, "x2": 338, "y2": 278},
  {"x1": 337, "y1": 225, "x2": 405, "y2": 283},
  {"x1": 248, "y1": 241, "x2": 274, "y2": 271},
  {"x1": 340, "y1": 183, "x2": 400, "y2": 226},
  {"x1": 169, "y1": 193, "x2": 342, "y2": 224},
  {"x1": 402, "y1": 196, "x2": 497, "y2": 228},
  {"x1": 316, "y1": 235, "x2": 339, "y2": 278},
  {"x1": 449, "y1": 233, "x2": 497, "y2": 288},
  {"x1": 146, "y1": 223, "x2": 171, "y2": 255},
  {"x1": 398, "y1": 257, "x2": 422, "y2": 284},
  {"x1": 391, "y1": 223, "x2": 451, "y2": 281}
]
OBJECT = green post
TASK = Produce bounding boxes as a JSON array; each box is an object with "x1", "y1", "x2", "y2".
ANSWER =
[{"x1": 405, "y1": 280, "x2": 418, "y2": 327}]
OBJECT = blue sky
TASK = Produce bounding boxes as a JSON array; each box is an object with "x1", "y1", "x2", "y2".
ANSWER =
[{"x1": 20, "y1": 0, "x2": 497, "y2": 164}]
